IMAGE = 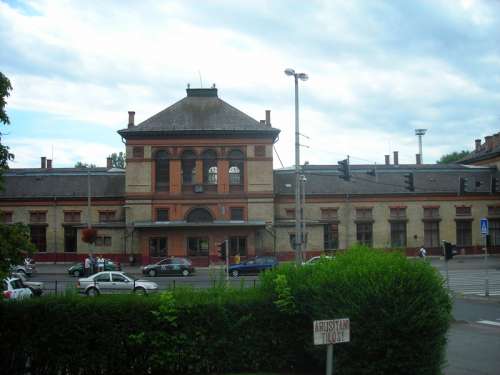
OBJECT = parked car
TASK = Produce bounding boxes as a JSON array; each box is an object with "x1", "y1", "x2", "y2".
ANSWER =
[
  {"x1": 77, "y1": 271, "x2": 158, "y2": 296},
  {"x1": 2, "y1": 277, "x2": 33, "y2": 300},
  {"x1": 10, "y1": 272, "x2": 44, "y2": 296},
  {"x1": 228, "y1": 256, "x2": 278, "y2": 277},
  {"x1": 142, "y1": 257, "x2": 195, "y2": 277},
  {"x1": 302, "y1": 256, "x2": 334, "y2": 265},
  {"x1": 68, "y1": 259, "x2": 121, "y2": 277},
  {"x1": 10, "y1": 262, "x2": 35, "y2": 277}
]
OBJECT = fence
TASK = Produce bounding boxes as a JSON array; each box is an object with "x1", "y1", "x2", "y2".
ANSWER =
[{"x1": 37, "y1": 277, "x2": 261, "y2": 296}]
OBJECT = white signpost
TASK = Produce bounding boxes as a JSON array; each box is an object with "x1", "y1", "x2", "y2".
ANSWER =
[{"x1": 314, "y1": 319, "x2": 350, "y2": 375}]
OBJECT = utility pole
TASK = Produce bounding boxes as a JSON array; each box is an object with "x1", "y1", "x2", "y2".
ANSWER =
[{"x1": 415, "y1": 129, "x2": 427, "y2": 163}]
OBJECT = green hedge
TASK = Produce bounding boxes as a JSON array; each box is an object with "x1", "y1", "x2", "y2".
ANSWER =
[
  {"x1": 0, "y1": 246, "x2": 451, "y2": 375},
  {"x1": 259, "y1": 246, "x2": 453, "y2": 375}
]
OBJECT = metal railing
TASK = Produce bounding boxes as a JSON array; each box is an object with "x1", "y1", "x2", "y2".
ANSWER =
[{"x1": 38, "y1": 278, "x2": 260, "y2": 296}]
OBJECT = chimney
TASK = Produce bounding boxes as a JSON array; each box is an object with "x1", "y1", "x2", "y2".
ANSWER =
[
  {"x1": 41, "y1": 157, "x2": 46, "y2": 169},
  {"x1": 128, "y1": 111, "x2": 135, "y2": 128},
  {"x1": 265, "y1": 110, "x2": 271, "y2": 126},
  {"x1": 385, "y1": 155, "x2": 390, "y2": 165},
  {"x1": 475, "y1": 139, "x2": 481, "y2": 151},
  {"x1": 416, "y1": 154, "x2": 422, "y2": 165},
  {"x1": 485, "y1": 135, "x2": 493, "y2": 150},
  {"x1": 494, "y1": 133, "x2": 500, "y2": 148},
  {"x1": 46, "y1": 159, "x2": 52, "y2": 169},
  {"x1": 393, "y1": 151, "x2": 399, "y2": 166},
  {"x1": 106, "y1": 157, "x2": 113, "y2": 169}
]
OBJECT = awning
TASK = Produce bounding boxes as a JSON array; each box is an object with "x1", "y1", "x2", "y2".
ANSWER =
[{"x1": 133, "y1": 220, "x2": 267, "y2": 229}]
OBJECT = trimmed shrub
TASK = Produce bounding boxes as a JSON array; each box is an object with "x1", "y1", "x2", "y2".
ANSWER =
[
  {"x1": 260, "y1": 246, "x2": 452, "y2": 375},
  {"x1": 0, "y1": 246, "x2": 451, "y2": 375}
]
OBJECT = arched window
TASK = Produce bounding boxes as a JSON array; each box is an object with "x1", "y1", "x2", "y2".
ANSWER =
[
  {"x1": 181, "y1": 150, "x2": 197, "y2": 185},
  {"x1": 186, "y1": 208, "x2": 214, "y2": 223},
  {"x1": 155, "y1": 150, "x2": 169, "y2": 192},
  {"x1": 202, "y1": 149, "x2": 217, "y2": 185},
  {"x1": 228, "y1": 149, "x2": 244, "y2": 186}
]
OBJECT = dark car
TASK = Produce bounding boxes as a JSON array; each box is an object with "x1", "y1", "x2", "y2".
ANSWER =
[
  {"x1": 68, "y1": 259, "x2": 121, "y2": 277},
  {"x1": 228, "y1": 256, "x2": 278, "y2": 277},
  {"x1": 142, "y1": 257, "x2": 195, "y2": 277}
]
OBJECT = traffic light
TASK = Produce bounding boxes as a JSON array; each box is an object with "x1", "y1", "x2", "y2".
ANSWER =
[
  {"x1": 218, "y1": 241, "x2": 226, "y2": 260},
  {"x1": 403, "y1": 173, "x2": 415, "y2": 191},
  {"x1": 459, "y1": 177, "x2": 468, "y2": 195},
  {"x1": 443, "y1": 241, "x2": 456, "y2": 261},
  {"x1": 492, "y1": 177, "x2": 498, "y2": 194},
  {"x1": 338, "y1": 159, "x2": 350, "y2": 181}
]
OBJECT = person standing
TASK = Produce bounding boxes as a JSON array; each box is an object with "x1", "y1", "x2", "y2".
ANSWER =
[
  {"x1": 234, "y1": 253, "x2": 241, "y2": 265},
  {"x1": 419, "y1": 246, "x2": 427, "y2": 259},
  {"x1": 84, "y1": 256, "x2": 91, "y2": 277},
  {"x1": 97, "y1": 256, "x2": 105, "y2": 272}
]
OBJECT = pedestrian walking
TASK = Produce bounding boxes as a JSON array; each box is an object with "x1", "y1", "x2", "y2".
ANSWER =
[
  {"x1": 84, "y1": 256, "x2": 91, "y2": 276},
  {"x1": 97, "y1": 255, "x2": 105, "y2": 272}
]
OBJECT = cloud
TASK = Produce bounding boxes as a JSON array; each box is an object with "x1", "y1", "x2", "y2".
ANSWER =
[{"x1": 1, "y1": 0, "x2": 500, "y2": 168}]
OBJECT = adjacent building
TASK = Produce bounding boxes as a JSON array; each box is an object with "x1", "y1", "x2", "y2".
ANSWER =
[{"x1": 0, "y1": 87, "x2": 499, "y2": 264}]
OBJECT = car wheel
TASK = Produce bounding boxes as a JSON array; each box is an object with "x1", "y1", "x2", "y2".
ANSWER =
[
  {"x1": 73, "y1": 270, "x2": 81, "y2": 277},
  {"x1": 148, "y1": 269, "x2": 157, "y2": 277},
  {"x1": 134, "y1": 287, "x2": 147, "y2": 295},
  {"x1": 181, "y1": 269, "x2": 190, "y2": 277},
  {"x1": 231, "y1": 270, "x2": 239, "y2": 277},
  {"x1": 86, "y1": 287, "x2": 99, "y2": 297}
]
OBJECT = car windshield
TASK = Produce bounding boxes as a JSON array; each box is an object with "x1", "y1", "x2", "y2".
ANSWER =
[{"x1": 10, "y1": 279, "x2": 24, "y2": 289}]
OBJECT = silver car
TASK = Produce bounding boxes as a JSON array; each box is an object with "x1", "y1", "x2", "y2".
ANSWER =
[
  {"x1": 10, "y1": 263, "x2": 35, "y2": 277},
  {"x1": 77, "y1": 271, "x2": 159, "y2": 296},
  {"x1": 11, "y1": 272, "x2": 44, "y2": 296}
]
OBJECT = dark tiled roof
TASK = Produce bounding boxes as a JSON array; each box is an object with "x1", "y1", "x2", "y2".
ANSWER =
[
  {"x1": 0, "y1": 168, "x2": 125, "y2": 199},
  {"x1": 274, "y1": 164, "x2": 499, "y2": 196},
  {"x1": 118, "y1": 88, "x2": 280, "y2": 140},
  {"x1": 459, "y1": 145, "x2": 500, "y2": 164}
]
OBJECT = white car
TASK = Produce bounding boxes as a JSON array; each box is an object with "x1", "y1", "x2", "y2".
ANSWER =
[
  {"x1": 11, "y1": 272, "x2": 44, "y2": 297},
  {"x1": 2, "y1": 277, "x2": 33, "y2": 300},
  {"x1": 302, "y1": 256, "x2": 335, "y2": 265},
  {"x1": 77, "y1": 271, "x2": 159, "y2": 296}
]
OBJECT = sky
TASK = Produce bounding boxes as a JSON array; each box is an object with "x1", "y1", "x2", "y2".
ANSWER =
[{"x1": 1, "y1": 0, "x2": 499, "y2": 169}]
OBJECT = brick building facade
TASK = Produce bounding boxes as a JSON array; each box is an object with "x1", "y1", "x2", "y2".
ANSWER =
[{"x1": 1, "y1": 87, "x2": 499, "y2": 264}]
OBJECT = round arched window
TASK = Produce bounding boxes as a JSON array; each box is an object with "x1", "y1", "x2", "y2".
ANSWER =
[
  {"x1": 186, "y1": 208, "x2": 214, "y2": 223},
  {"x1": 155, "y1": 150, "x2": 169, "y2": 192},
  {"x1": 228, "y1": 149, "x2": 244, "y2": 185},
  {"x1": 202, "y1": 149, "x2": 217, "y2": 185}
]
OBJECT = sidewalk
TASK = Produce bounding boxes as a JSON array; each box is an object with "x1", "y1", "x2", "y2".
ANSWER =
[{"x1": 35, "y1": 263, "x2": 223, "y2": 275}]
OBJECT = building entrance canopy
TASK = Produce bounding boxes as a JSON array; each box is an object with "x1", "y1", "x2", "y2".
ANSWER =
[{"x1": 133, "y1": 220, "x2": 267, "y2": 229}]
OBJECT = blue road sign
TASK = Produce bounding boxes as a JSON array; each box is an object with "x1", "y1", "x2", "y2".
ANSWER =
[{"x1": 480, "y1": 218, "x2": 489, "y2": 235}]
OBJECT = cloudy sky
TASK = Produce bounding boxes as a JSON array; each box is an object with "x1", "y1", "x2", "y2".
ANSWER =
[{"x1": 1, "y1": 0, "x2": 499, "y2": 168}]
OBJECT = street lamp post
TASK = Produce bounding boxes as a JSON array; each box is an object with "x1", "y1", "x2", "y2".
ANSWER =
[{"x1": 285, "y1": 68, "x2": 308, "y2": 265}]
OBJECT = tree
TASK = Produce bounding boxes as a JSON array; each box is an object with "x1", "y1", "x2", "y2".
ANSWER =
[
  {"x1": 109, "y1": 151, "x2": 125, "y2": 168},
  {"x1": 0, "y1": 222, "x2": 36, "y2": 277},
  {"x1": 436, "y1": 150, "x2": 471, "y2": 164},
  {"x1": 0, "y1": 72, "x2": 36, "y2": 278},
  {"x1": 0, "y1": 73, "x2": 14, "y2": 189},
  {"x1": 74, "y1": 161, "x2": 97, "y2": 168}
]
